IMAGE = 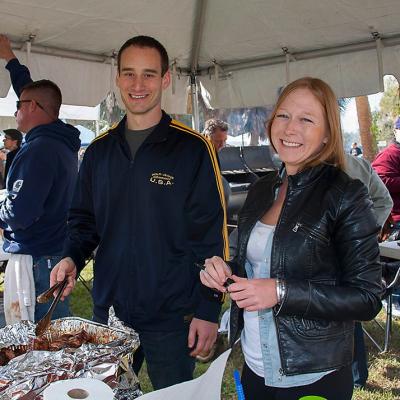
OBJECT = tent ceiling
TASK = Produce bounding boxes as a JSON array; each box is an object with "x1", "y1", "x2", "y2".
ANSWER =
[{"x1": 1, "y1": 0, "x2": 400, "y2": 111}]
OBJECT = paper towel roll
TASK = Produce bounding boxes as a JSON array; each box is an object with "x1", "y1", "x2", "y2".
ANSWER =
[{"x1": 43, "y1": 378, "x2": 114, "y2": 400}]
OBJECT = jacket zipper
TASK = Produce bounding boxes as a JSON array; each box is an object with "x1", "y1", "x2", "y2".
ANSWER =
[
  {"x1": 292, "y1": 222, "x2": 302, "y2": 232},
  {"x1": 271, "y1": 175, "x2": 291, "y2": 376},
  {"x1": 293, "y1": 222, "x2": 330, "y2": 245}
]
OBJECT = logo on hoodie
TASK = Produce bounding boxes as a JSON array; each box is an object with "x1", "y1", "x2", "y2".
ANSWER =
[{"x1": 12, "y1": 180, "x2": 23, "y2": 193}]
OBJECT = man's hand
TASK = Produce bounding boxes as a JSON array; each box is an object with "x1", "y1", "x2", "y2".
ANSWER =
[
  {"x1": 188, "y1": 318, "x2": 218, "y2": 357},
  {"x1": 50, "y1": 257, "x2": 77, "y2": 301},
  {"x1": 0, "y1": 35, "x2": 16, "y2": 62},
  {"x1": 0, "y1": 151, "x2": 6, "y2": 161}
]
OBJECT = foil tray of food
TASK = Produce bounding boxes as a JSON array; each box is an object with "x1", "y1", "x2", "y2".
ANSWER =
[{"x1": 0, "y1": 317, "x2": 141, "y2": 400}]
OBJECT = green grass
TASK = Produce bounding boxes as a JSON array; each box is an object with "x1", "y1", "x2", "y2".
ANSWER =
[
  {"x1": 68, "y1": 264, "x2": 400, "y2": 399},
  {"x1": 70, "y1": 263, "x2": 94, "y2": 319}
]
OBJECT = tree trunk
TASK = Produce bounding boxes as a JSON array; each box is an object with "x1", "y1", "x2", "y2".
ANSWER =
[{"x1": 355, "y1": 96, "x2": 376, "y2": 162}]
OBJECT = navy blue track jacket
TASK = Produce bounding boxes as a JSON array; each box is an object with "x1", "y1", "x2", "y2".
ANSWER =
[
  {"x1": 63, "y1": 113, "x2": 229, "y2": 331},
  {"x1": 0, "y1": 58, "x2": 81, "y2": 256}
]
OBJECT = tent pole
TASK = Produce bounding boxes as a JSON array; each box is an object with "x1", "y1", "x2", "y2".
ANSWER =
[
  {"x1": 189, "y1": 0, "x2": 208, "y2": 132},
  {"x1": 191, "y1": 73, "x2": 200, "y2": 132},
  {"x1": 372, "y1": 32, "x2": 384, "y2": 93},
  {"x1": 198, "y1": 34, "x2": 400, "y2": 76},
  {"x1": 282, "y1": 47, "x2": 290, "y2": 84},
  {"x1": 25, "y1": 34, "x2": 36, "y2": 68}
]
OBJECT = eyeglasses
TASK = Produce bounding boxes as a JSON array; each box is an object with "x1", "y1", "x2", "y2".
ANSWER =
[
  {"x1": 16, "y1": 100, "x2": 32, "y2": 110},
  {"x1": 16, "y1": 99, "x2": 47, "y2": 113}
]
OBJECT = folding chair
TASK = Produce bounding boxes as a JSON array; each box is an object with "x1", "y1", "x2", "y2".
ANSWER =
[
  {"x1": 77, "y1": 255, "x2": 94, "y2": 294},
  {"x1": 363, "y1": 260, "x2": 400, "y2": 353}
]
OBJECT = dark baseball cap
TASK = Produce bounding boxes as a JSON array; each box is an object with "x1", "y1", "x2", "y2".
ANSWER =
[{"x1": 3, "y1": 129, "x2": 23, "y2": 142}]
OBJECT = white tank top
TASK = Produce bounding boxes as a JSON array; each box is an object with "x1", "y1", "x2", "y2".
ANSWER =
[{"x1": 241, "y1": 220, "x2": 274, "y2": 377}]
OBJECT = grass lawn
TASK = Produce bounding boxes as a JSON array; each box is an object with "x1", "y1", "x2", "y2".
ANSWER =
[
  {"x1": 70, "y1": 263, "x2": 400, "y2": 399},
  {"x1": 70, "y1": 263, "x2": 94, "y2": 320}
]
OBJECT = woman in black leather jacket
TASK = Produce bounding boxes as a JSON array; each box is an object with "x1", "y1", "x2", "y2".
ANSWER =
[{"x1": 200, "y1": 77, "x2": 382, "y2": 400}]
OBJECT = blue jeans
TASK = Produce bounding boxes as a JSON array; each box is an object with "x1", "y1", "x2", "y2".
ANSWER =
[
  {"x1": 93, "y1": 312, "x2": 195, "y2": 390},
  {"x1": 138, "y1": 327, "x2": 196, "y2": 390},
  {"x1": 33, "y1": 255, "x2": 70, "y2": 322},
  {"x1": 352, "y1": 321, "x2": 368, "y2": 387}
]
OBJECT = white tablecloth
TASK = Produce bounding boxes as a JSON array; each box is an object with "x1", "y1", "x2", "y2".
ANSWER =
[
  {"x1": 379, "y1": 241, "x2": 400, "y2": 260},
  {"x1": 140, "y1": 349, "x2": 232, "y2": 400}
]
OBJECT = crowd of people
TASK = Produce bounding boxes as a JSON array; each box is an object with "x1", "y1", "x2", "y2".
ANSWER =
[{"x1": 0, "y1": 31, "x2": 398, "y2": 399}]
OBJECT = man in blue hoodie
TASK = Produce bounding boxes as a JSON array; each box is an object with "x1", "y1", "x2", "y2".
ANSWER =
[{"x1": 0, "y1": 34, "x2": 81, "y2": 321}]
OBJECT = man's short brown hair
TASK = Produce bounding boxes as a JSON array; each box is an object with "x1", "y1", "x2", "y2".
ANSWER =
[
  {"x1": 21, "y1": 79, "x2": 62, "y2": 118},
  {"x1": 118, "y1": 35, "x2": 169, "y2": 76}
]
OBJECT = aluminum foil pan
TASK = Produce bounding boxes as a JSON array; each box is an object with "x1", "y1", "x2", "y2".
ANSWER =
[{"x1": 0, "y1": 317, "x2": 141, "y2": 399}]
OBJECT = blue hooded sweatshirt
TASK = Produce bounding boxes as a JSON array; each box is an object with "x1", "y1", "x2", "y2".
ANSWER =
[{"x1": 0, "y1": 120, "x2": 81, "y2": 256}]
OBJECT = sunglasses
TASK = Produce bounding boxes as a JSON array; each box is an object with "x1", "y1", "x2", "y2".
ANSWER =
[{"x1": 16, "y1": 99, "x2": 47, "y2": 113}]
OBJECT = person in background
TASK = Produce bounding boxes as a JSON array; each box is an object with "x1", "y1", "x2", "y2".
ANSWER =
[
  {"x1": 0, "y1": 34, "x2": 80, "y2": 323},
  {"x1": 372, "y1": 117, "x2": 400, "y2": 227},
  {"x1": 372, "y1": 116, "x2": 400, "y2": 317},
  {"x1": 203, "y1": 118, "x2": 231, "y2": 212},
  {"x1": 350, "y1": 142, "x2": 362, "y2": 156},
  {"x1": 203, "y1": 119, "x2": 229, "y2": 152},
  {"x1": 50, "y1": 35, "x2": 228, "y2": 390},
  {"x1": 200, "y1": 77, "x2": 382, "y2": 400},
  {"x1": 0, "y1": 128, "x2": 23, "y2": 181},
  {"x1": 344, "y1": 153, "x2": 392, "y2": 389}
]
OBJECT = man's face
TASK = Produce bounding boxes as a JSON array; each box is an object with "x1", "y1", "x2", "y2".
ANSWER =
[
  {"x1": 211, "y1": 128, "x2": 228, "y2": 152},
  {"x1": 3, "y1": 135, "x2": 18, "y2": 151},
  {"x1": 15, "y1": 91, "x2": 32, "y2": 133},
  {"x1": 116, "y1": 46, "x2": 170, "y2": 118}
]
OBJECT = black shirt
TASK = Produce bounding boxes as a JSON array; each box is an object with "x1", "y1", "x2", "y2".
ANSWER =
[{"x1": 124, "y1": 126, "x2": 155, "y2": 160}]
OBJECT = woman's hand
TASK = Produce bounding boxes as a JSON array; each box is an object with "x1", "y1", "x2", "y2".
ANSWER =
[
  {"x1": 200, "y1": 256, "x2": 232, "y2": 292},
  {"x1": 228, "y1": 276, "x2": 278, "y2": 311}
]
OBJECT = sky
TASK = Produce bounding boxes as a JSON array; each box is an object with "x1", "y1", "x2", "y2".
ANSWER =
[{"x1": 341, "y1": 93, "x2": 383, "y2": 133}]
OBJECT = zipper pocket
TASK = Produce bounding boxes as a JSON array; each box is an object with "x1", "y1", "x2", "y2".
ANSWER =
[{"x1": 292, "y1": 222, "x2": 330, "y2": 245}]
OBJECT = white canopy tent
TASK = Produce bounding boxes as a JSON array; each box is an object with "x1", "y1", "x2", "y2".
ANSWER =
[{"x1": 1, "y1": 0, "x2": 400, "y2": 128}]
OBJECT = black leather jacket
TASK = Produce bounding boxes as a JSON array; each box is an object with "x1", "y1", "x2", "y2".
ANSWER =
[{"x1": 230, "y1": 164, "x2": 382, "y2": 375}]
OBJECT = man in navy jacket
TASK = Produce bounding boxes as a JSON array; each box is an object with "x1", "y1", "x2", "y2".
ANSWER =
[
  {"x1": 51, "y1": 36, "x2": 228, "y2": 389},
  {"x1": 0, "y1": 34, "x2": 81, "y2": 321}
]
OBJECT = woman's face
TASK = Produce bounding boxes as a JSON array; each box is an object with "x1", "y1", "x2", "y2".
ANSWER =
[{"x1": 270, "y1": 88, "x2": 328, "y2": 175}]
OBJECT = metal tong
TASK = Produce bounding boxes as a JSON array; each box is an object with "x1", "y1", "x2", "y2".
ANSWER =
[{"x1": 35, "y1": 279, "x2": 68, "y2": 336}]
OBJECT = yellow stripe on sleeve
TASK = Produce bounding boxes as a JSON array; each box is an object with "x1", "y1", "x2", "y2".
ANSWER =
[
  {"x1": 170, "y1": 120, "x2": 230, "y2": 261},
  {"x1": 89, "y1": 121, "x2": 120, "y2": 145}
]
